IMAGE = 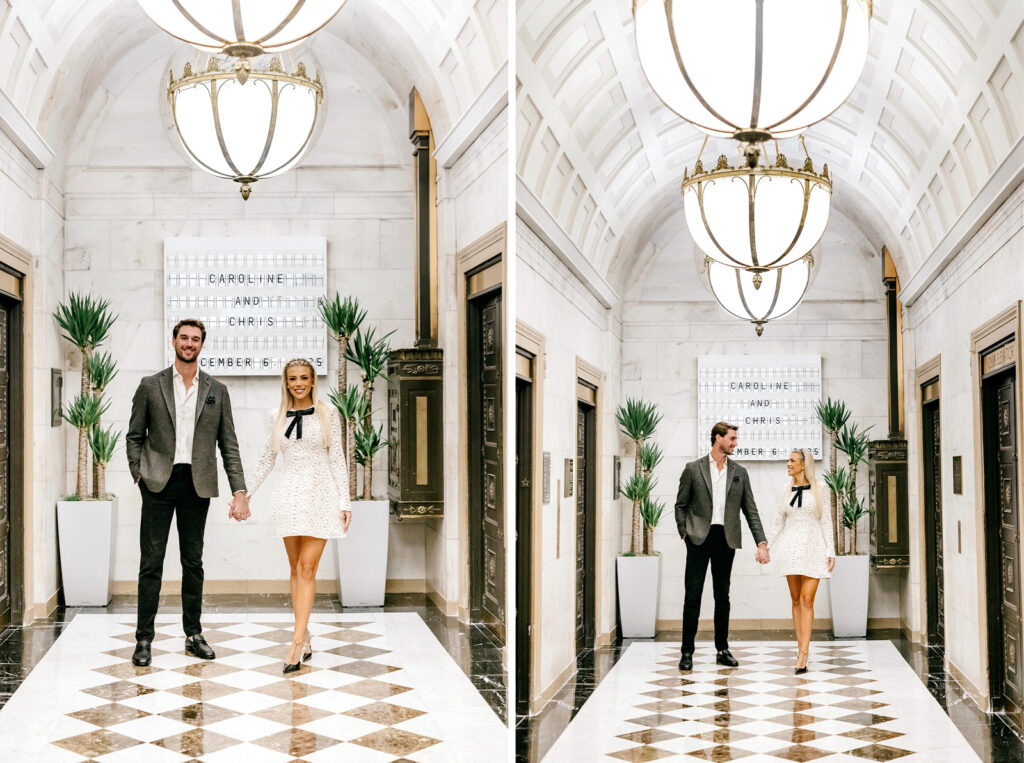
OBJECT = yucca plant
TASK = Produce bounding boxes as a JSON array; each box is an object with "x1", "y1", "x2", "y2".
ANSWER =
[
  {"x1": 318, "y1": 294, "x2": 366, "y2": 464},
  {"x1": 640, "y1": 497, "x2": 665, "y2": 555},
  {"x1": 88, "y1": 424, "x2": 122, "y2": 499},
  {"x1": 638, "y1": 442, "x2": 663, "y2": 476},
  {"x1": 814, "y1": 397, "x2": 851, "y2": 553},
  {"x1": 86, "y1": 351, "x2": 118, "y2": 498},
  {"x1": 836, "y1": 422, "x2": 872, "y2": 555},
  {"x1": 842, "y1": 495, "x2": 871, "y2": 555},
  {"x1": 354, "y1": 425, "x2": 388, "y2": 500},
  {"x1": 54, "y1": 293, "x2": 117, "y2": 396},
  {"x1": 62, "y1": 394, "x2": 109, "y2": 499},
  {"x1": 616, "y1": 398, "x2": 663, "y2": 554},
  {"x1": 346, "y1": 327, "x2": 394, "y2": 499},
  {"x1": 328, "y1": 384, "x2": 367, "y2": 501}
]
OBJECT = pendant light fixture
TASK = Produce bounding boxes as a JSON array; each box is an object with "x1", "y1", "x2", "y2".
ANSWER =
[{"x1": 705, "y1": 254, "x2": 814, "y2": 336}]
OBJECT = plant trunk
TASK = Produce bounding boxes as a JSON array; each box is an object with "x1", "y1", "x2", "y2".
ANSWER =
[
  {"x1": 95, "y1": 462, "x2": 106, "y2": 499},
  {"x1": 848, "y1": 463, "x2": 858, "y2": 556},
  {"x1": 338, "y1": 335, "x2": 349, "y2": 478},
  {"x1": 362, "y1": 379, "x2": 374, "y2": 500},
  {"x1": 76, "y1": 425, "x2": 89, "y2": 499},
  {"x1": 829, "y1": 430, "x2": 840, "y2": 553},
  {"x1": 643, "y1": 526, "x2": 653, "y2": 555},
  {"x1": 365, "y1": 459, "x2": 373, "y2": 502},
  {"x1": 91, "y1": 386, "x2": 102, "y2": 499},
  {"x1": 362, "y1": 379, "x2": 373, "y2": 434},
  {"x1": 630, "y1": 437, "x2": 644, "y2": 555},
  {"x1": 347, "y1": 416, "x2": 357, "y2": 500}
]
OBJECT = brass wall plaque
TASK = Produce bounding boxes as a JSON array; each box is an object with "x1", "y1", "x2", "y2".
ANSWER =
[
  {"x1": 982, "y1": 340, "x2": 1017, "y2": 376},
  {"x1": 952, "y1": 455, "x2": 962, "y2": 495},
  {"x1": 564, "y1": 458, "x2": 574, "y2": 497},
  {"x1": 543, "y1": 452, "x2": 551, "y2": 503}
]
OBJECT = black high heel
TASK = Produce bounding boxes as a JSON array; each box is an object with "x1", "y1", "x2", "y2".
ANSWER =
[
  {"x1": 283, "y1": 639, "x2": 306, "y2": 674},
  {"x1": 795, "y1": 650, "x2": 809, "y2": 675},
  {"x1": 302, "y1": 632, "x2": 312, "y2": 662}
]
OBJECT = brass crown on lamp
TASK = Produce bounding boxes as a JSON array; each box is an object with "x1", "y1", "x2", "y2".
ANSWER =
[
  {"x1": 682, "y1": 138, "x2": 832, "y2": 274},
  {"x1": 633, "y1": 0, "x2": 871, "y2": 144},
  {"x1": 168, "y1": 55, "x2": 324, "y2": 200}
]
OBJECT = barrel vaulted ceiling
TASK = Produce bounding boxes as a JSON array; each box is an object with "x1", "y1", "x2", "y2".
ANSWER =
[
  {"x1": 0, "y1": 0, "x2": 505, "y2": 177},
  {"x1": 517, "y1": 0, "x2": 1024, "y2": 297}
]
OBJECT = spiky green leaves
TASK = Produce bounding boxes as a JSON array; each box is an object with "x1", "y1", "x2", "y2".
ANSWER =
[
  {"x1": 318, "y1": 294, "x2": 366, "y2": 340},
  {"x1": 345, "y1": 326, "x2": 395, "y2": 386},
  {"x1": 616, "y1": 398, "x2": 662, "y2": 442},
  {"x1": 842, "y1": 495, "x2": 870, "y2": 528},
  {"x1": 53, "y1": 293, "x2": 117, "y2": 351},
  {"x1": 621, "y1": 473, "x2": 655, "y2": 503},
  {"x1": 836, "y1": 422, "x2": 872, "y2": 466},
  {"x1": 638, "y1": 442, "x2": 663, "y2": 475},
  {"x1": 640, "y1": 497, "x2": 665, "y2": 530},
  {"x1": 354, "y1": 425, "x2": 388, "y2": 465},
  {"x1": 814, "y1": 397, "x2": 851, "y2": 433},
  {"x1": 62, "y1": 394, "x2": 109, "y2": 429},
  {"x1": 89, "y1": 425, "x2": 122, "y2": 466},
  {"x1": 86, "y1": 351, "x2": 119, "y2": 392},
  {"x1": 328, "y1": 384, "x2": 368, "y2": 422}
]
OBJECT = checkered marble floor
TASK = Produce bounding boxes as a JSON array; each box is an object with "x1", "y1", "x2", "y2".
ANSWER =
[
  {"x1": 543, "y1": 641, "x2": 982, "y2": 763},
  {"x1": 0, "y1": 613, "x2": 506, "y2": 762}
]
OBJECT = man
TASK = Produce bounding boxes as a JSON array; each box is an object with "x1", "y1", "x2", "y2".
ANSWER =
[
  {"x1": 125, "y1": 319, "x2": 249, "y2": 666},
  {"x1": 674, "y1": 422, "x2": 768, "y2": 670}
]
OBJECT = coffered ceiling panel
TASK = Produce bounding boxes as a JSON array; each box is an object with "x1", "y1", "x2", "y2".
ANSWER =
[{"x1": 517, "y1": 0, "x2": 1024, "y2": 293}]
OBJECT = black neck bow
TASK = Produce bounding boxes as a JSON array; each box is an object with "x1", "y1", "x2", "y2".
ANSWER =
[
  {"x1": 790, "y1": 484, "x2": 811, "y2": 507},
  {"x1": 285, "y1": 407, "x2": 315, "y2": 439}
]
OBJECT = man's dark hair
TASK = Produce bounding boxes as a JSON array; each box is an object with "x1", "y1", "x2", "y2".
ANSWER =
[
  {"x1": 710, "y1": 421, "x2": 738, "y2": 447},
  {"x1": 173, "y1": 318, "x2": 206, "y2": 343}
]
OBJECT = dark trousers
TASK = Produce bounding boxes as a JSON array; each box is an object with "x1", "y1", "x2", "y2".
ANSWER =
[
  {"x1": 681, "y1": 524, "x2": 736, "y2": 654},
  {"x1": 136, "y1": 465, "x2": 211, "y2": 642}
]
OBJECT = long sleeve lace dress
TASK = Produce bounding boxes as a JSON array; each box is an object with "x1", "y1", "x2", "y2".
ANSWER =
[{"x1": 766, "y1": 480, "x2": 834, "y2": 579}]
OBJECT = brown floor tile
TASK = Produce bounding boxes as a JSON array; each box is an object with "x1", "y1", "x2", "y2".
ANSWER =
[
  {"x1": 166, "y1": 680, "x2": 239, "y2": 702},
  {"x1": 690, "y1": 729, "x2": 754, "y2": 744},
  {"x1": 253, "y1": 728, "x2": 343, "y2": 756},
  {"x1": 616, "y1": 729, "x2": 683, "y2": 744},
  {"x1": 337, "y1": 678, "x2": 413, "y2": 699},
  {"x1": 251, "y1": 660, "x2": 317, "y2": 678},
  {"x1": 685, "y1": 745, "x2": 753, "y2": 761},
  {"x1": 324, "y1": 643, "x2": 391, "y2": 660},
  {"x1": 343, "y1": 700, "x2": 426, "y2": 726},
  {"x1": 846, "y1": 743, "x2": 914, "y2": 761},
  {"x1": 607, "y1": 745, "x2": 677, "y2": 762},
  {"x1": 255, "y1": 678, "x2": 328, "y2": 701},
  {"x1": 91, "y1": 662, "x2": 156, "y2": 680},
  {"x1": 711, "y1": 700, "x2": 755, "y2": 713},
  {"x1": 641, "y1": 688, "x2": 696, "y2": 700},
  {"x1": 350, "y1": 727, "x2": 441, "y2": 756},
  {"x1": 252, "y1": 701, "x2": 333, "y2": 726},
  {"x1": 51, "y1": 729, "x2": 142, "y2": 757},
  {"x1": 636, "y1": 699, "x2": 690, "y2": 713},
  {"x1": 765, "y1": 728, "x2": 821, "y2": 744},
  {"x1": 833, "y1": 699, "x2": 889, "y2": 712},
  {"x1": 67, "y1": 703, "x2": 149, "y2": 727},
  {"x1": 649, "y1": 677, "x2": 697, "y2": 689},
  {"x1": 841, "y1": 727, "x2": 905, "y2": 743},
  {"x1": 317, "y1": 629, "x2": 381, "y2": 644},
  {"x1": 174, "y1": 660, "x2": 239, "y2": 679},
  {"x1": 331, "y1": 660, "x2": 402, "y2": 679},
  {"x1": 838, "y1": 712, "x2": 896, "y2": 726},
  {"x1": 159, "y1": 702, "x2": 240, "y2": 726},
  {"x1": 82, "y1": 680, "x2": 156, "y2": 701},
  {"x1": 766, "y1": 744, "x2": 832, "y2": 761},
  {"x1": 152, "y1": 728, "x2": 239, "y2": 757},
  {"x1": 625, "y1": 712, "x2": 685, "y2": 728},
  {"x1": 828, "y1": 687, "x2": 882, "y2": 699},
  {"x1": 766, "y1": 699, "x2": 814, "y2": 713}
]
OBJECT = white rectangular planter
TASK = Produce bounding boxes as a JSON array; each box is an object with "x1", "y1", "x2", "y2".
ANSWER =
[
  {"x1": 56, "y1": 498, "x2": 117, "y2": 607},
  {"x1": 335, "y1": 499, "x2": 390, "y2": 607},
  {"x1": 829, "y1": 553, "x2": 870, "y2": 638},
  {"x1": 617, "y1": 554, "x2": 662, "y2": 639}
]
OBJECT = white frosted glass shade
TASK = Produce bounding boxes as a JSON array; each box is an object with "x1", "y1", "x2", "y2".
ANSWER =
[
  {"x1": 138, "y1": 0, "x2": 346, "y2": 55},
  {"x1": 169, "y1": 58, "x2": 322, "y2": 198},
  {"x1": 634, "y1": 0, "x2": 870, "y2": 139},
  {"x1": 682, "y1": 155, "x2": 831, "y2": 270},
  {"x1": 706, "y1": 256, "x2": 813, "y2": 335}
]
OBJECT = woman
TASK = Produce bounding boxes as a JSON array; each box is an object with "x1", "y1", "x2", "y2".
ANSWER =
[
  {"x1": 232, "y1": 358, "x2": 352, "y2": 672},
  {"x1": 766, "y1": 448, "x2": 834, "y2": 674}
]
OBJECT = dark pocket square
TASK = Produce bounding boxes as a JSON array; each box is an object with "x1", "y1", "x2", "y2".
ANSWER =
[{"x1": 205, "y1": 395, "x2": 216, "y2": 405}]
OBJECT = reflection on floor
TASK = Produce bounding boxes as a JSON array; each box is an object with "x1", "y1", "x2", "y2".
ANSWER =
[
  {"x1": 0, "y1": 594, "x2": 507, "y2": 762},
  {"x1": 517, "y1": 631, "x2": 1024, "y2": 763}
]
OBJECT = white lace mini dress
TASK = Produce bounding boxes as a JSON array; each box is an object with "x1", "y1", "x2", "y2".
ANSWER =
[
  {"x1": 766, "y1": 480, "x2": 835, "y2": 579},
  {"x1": 246, "y1": 407, "x2": 351, "y2": 539}
]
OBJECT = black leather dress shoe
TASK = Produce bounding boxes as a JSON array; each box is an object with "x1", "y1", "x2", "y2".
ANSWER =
[
  {"x1": 131, "y1": 641, "x2": 152, "y2": 666},
  {"x1": 185, "y1": 634, "x2": 216, "y2": 660},
  {"x1": 716, "y1": 649, "x2": 739, "y2": 667},
  {"x1": 678, "y1": 652, "x2": 693, "y2": 671}
]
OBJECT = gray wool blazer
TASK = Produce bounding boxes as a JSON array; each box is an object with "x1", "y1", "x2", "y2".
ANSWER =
[
  {"x1": 126, "y1": 367, "x2": 246, "y2": 498},
  {"x1": 674, "y1": 456, "x2": 767, "y2": 550}
]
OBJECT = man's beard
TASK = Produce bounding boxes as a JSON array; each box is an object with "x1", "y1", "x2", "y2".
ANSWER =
[{"x1": 175, "y1": 347, "x2": 199, "y2": 363}]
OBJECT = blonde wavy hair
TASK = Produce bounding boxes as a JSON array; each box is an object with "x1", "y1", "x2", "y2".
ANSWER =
[
  {"x1": 788, "y1": 448, "x2": 823, "y2": 518},
  {"x1": 272, "y1": 358, "x2": 331, "y2": 451}
]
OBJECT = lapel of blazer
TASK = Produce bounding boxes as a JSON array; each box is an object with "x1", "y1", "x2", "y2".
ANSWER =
[
  {"x1": 158, "y1": 367, "x2": 175, "y2": 429},
  {"x1": 698, "y1": 456, "x2": 713, "y2": 498},
  {"x1": 195, "y1": 371, "x2": 211, "y2": 428}
]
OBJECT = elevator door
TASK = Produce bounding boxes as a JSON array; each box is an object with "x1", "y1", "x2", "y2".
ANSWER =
[
  {"x1": 0, "y1": 300, "x2": 9, "y2": 630},
  {"x1": 515, "y1": 371, "x2": 533, "y2": 717},
  {"x1": 575, "y1": 399, "x2": 596, "y2": 653},
  {"x1": 922, "y1": 399, "x2": 943, "y2": 647},
  {"x1": 468, "y1": 286, "x2": 504, "y2": 641}
]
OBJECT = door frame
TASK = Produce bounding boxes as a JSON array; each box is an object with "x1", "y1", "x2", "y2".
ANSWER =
[
  {"x1": 575, "y1": 388, "x2": 597, "y2": 652},
  {"x1": 0, "y1": 234, "x2": 29, "y2": 628},
  {"x1": 456, "y1": 224, "x2": 506, "y2": 623},
  {"x1": 969, "y1": 302, "x2": 1023, "y2": 711},
  {"x1": 575, "y1": 358, "x2": 607, "y2": 645},
  {"x1": 913, "y1": 354, "x2": 941, "y2": 646},
  {"x1": 516, "y1": 321, "x2": 545, "y2": 714}
]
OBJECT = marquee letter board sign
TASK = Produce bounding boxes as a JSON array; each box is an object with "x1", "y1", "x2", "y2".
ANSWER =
[
  {"x1": 164, "y1": 237, "x2": 327, "y2": 375},
  {"x1": 697, "y1": 355, "x2": 822, "y2": 460}
]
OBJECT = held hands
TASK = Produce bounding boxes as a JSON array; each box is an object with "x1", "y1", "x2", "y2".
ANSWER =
[
  {"x1": 826, "y1": 556, "x2": 835, "y2": 573},
  {"x1": 228, "y1": 492, "x2": 251, "y2": 522},
  {"x1": 340, "y1": 510, "x2": 352, "y2": 534},
  {"x1": 755, "y1": 543, "x2": 770, "y2": 564}
]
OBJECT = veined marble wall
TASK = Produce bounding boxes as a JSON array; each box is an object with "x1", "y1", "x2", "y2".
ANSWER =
[
  {"x1": 517, "y1": 218, "x2": 623, "y2": 702},
  {"x1": 902, "y1": 182, "x2": 1024, "y2": 700},
  {"x1": 59, "y1": 51, "x2": 426, "y2": 589},
  {"x1": 0, "y1": 129, "x2": 66, "y2": 618},
  {"x1": 621, "y1": 209, "x2": 896, "y2": 628}
]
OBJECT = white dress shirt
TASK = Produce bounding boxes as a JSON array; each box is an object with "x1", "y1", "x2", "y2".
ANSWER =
[
  {"x1": 709, "y1": 453, "x2": 728, "y2": 526},
  {"x1": 172, "y1": 367, "x2": 199, "y2": 465}
]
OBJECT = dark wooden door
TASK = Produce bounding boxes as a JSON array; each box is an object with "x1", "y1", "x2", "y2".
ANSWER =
[
  {"x1": 575, "y1": 400, "x2": 596, "y2": 652},
  {"x1": 0, "y1": 300, "x2": 10, "y2": 630},
  {"x1": 468, "y1": 287, "x2": 504, "y2": 641},
  {"x1": 922, "y1": 399, "x2": 944, "y2": 647},
  {"x1": 983, "y1": 367, "x2": 1022, "y2": 730},
  {"x1": 515, "y1": 372, "x2": 533, "y2": 717}
]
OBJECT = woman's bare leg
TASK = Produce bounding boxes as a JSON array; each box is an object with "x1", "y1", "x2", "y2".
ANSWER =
[
  {"x1": 291, "y1": 536, "x2": 328, "y2": 650},
  {"x1": 798, "y1": 576, "x2": 820, "y2": 666},
  {"x1": 283, "y1": 536, "x2": 301, "y2": 620},
  {"x1": 786, "y1": 575, "x2": 803, "y2": 647}
]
